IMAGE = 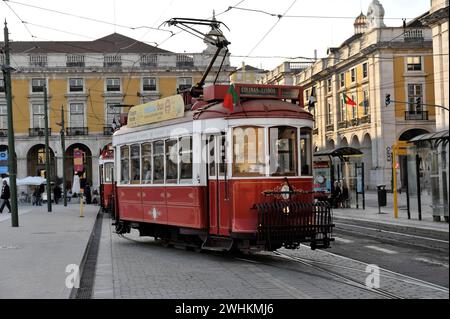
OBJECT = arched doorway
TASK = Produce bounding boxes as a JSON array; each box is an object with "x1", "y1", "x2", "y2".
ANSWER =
[
  {"x1": 27, "y1": 144, "x2": 57, "y2": 181},
  {"x1": 341, "y1": 137, "x2": 349, "y2": 147},
  {"x1": 326, "y1": 139, "x2": 335, "y2": 150},
  {"x1": 65, "y1": 143, "x2": 92, "y2": 191},
  {"x1": 398, "y1": 129, "x2": 429, "y2": 190},
  {"x1": 362, "y1": 134, "x2": 373, "y2": 189}
]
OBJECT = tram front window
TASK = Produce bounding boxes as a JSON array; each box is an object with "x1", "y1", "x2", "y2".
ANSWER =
[
  {"x1": 300, "y1": 128, "x2": 312, "y2": 176},
  {"x1": 233, "y1": 126, "x2": 265, "y2": 177},
  {"x1": 120, "y1": 146, "x2": 130, "y2": 184},
  {"x1": 269, "y1": 126, "x2": 298, "y2": 176}
]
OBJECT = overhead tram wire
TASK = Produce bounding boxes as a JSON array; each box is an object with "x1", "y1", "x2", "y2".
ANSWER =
[
  {"x1": 245, "y1": 0, "x2": 297, "y2": 58},
  {"x1": 2, "y1": 0, "x2": 36, "y2": 39}
]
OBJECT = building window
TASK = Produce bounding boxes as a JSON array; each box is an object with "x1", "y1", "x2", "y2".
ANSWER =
[
  {"x1": 69, "y1": 78, "x2": 84, "y2": 92},
  {"x1": 29, "y1": 54, "x2": 47, "y2": 67},
  {"x1": 362, "y1": 63, "x2": 368, "y2": 78},
  {"x1": 363, "y1": 90, "x2": 370, "y2": 115},
  {"x1": 326, "y1": 101, "x2": 332, "y2": 125},
  {"x1": 178, "y1": 77, "x2": 192, "y2": 91},
  {"x1": 408, "y1": 84, "x2": 423, "y2": 112},
  {"x1": 66, "y1": 54, "x2": 85, "y2": 67},
  {"x1": 339, "y1": 99, "x2": 347, "y2": 122},
  {"x1": 327, "y1": 78, "x2": 332, "y2": 93},
  {"x1": 339, "y1": 73, "x2": 345, "y2": 88},
  {"x1": 142, "y1": 77, "x2": 157, "y2": 91},
  {"x1": 120, "y1": 146, "x2": 130, "y2": 184},
  {"x1": 104, "y1": 55, "x2": 122, "y2": 68},
  {"x1": 106, "y1": 103, "x2": 121, "y2": 127},
  {"x1": 0, "y1": 79, "x2": 4, "y2": 93},
  {"x1": 31, "y1": 79, "x2": 46, "y2": 93},
  {"x1": 69, "y1": 103, "x2": 85, "y2": 128},
  {"x1": 106, "y1": 78, "x2": 121, "y2": 92},
  {"x1": 351, "y1": 94, "x2": 357, "y2": 119},
  {"x1": 407, "y1": 57, "x2": 422, "y2": 71},
  {"x1": 351, "y1": 68, "x2": 356, "y2": 82},
  {"x1": 0, "y1": 104, "x2": 6, "y2": 129},
  {"x1": 32, "y1": 104, "x2": 45, "y2": 128}
]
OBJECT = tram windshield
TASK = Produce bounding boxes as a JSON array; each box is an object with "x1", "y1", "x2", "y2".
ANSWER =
[
  {"x1": 233, "y1": 126, "x2": 266, "y2": 177},
  {"x1": 269, "y1": 126, "x2": 298, "y2": 176}
]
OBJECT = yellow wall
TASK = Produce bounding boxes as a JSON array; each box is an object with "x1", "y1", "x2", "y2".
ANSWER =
[{"x1": 11, "y1": 79, "x2": 30, "y2": 133}]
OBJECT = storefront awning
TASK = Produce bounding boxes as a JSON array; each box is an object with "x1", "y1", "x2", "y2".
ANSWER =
[{"x1": 314, "y1": 147, "x2": 363, "y2": 158}]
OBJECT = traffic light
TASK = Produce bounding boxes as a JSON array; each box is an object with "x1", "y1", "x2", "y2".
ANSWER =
[{"x1": 385, "y1": 94, "x2": 391, "y2": 107}]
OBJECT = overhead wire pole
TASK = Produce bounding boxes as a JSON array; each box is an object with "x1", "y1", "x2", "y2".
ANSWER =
[
  {"x1": 44, "y1": 84, "x2": 52, "y2": 212},
  {"x1": 59, "y1": 106, "x2": 67, "y2": 206},
  {"x1": 2, "y1": 20, "x2": 18, "y2": 227}
]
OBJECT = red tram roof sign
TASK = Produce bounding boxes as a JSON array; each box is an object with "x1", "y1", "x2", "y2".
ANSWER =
[{"x1": 204, "y1": 84, "x2": 303, "y2": 103}]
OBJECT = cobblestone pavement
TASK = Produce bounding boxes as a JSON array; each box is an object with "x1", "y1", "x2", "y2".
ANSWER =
[{"x1": 93, "y1": 215, "x2": 449, "y2": 299}]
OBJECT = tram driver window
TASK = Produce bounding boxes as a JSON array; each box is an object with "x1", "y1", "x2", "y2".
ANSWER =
[
  {"x1": 142, "y1": 143, "x2": 152, "y2": 184},
  {"x1": 232, "y1": 126, "x2": 266, "y2": 177},
  {"x1": 165, "y1": 139, "x2": 178, "y2": 184},
  {"x1": 120, "y1": 146, "x2": 130, "y2": 184},
  {"x1": 104, "y1": 162, "x2": 114, "y2": 182},
  {"x1": 269, "y1": 126, "x2": 298, "y2": 176},
  {"x1": 153, "y1": 141, "x2": 164, "y2": 184},
  {"x1": 300, "y1": 128, "x2": 313, "y2": 176},
  {"x1": 130, "y1": 144, "x2": 140, "y2": 184}
]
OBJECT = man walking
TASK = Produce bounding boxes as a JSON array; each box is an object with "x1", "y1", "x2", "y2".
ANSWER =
[{"x1": 0, "y1": 180, "x2": 11, "y2": 213}]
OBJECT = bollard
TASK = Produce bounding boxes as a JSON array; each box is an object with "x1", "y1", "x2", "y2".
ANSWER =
[{"x1": 79, "y1": 190, "x2": 84, "y2": 218}]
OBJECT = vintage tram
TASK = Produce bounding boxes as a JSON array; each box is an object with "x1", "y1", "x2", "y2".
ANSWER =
[
  {"x1": 111, "y1": 83, "x2": 334, "y2": 252},
  {"x1": 98, "y1": 143, "x2": 115, "y2": 213}
]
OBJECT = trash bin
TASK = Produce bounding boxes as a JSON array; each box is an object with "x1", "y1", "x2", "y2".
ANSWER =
[{"x1": 377, "y1": 184, "x2": 387, "y2": 207}]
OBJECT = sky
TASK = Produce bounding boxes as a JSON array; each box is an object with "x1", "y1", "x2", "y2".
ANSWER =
[{"x1": 1, "y1": 0, "x2": 431, "y2": 70}]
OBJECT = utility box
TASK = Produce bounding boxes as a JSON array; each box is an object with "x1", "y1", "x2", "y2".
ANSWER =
[{"x1": 377, "y1": 185, "x2": 387, "y2": 207}]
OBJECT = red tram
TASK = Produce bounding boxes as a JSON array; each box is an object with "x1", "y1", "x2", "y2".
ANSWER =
[{"x1": 110, "y1": 83, "x2": 334, "y2": 252}]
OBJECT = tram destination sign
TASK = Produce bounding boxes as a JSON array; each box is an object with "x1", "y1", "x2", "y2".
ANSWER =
[
  {"x1": 235, "y1": 84, "x2": 301, "y2": 100},
  {"x1": 128, "y1": 95, "x2": 185, "y2": 128}
]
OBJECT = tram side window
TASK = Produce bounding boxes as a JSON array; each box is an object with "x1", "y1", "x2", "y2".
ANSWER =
[
  {"x1": 166, "y1": 139, "x2": 178, "y2": 184},
  {"x1": 300, "y1": 128, "x2": 313, "y2": 176},
  {"x1": 269, "y1": 126, "x2": 298, "y2": 176},
  {"x1": 120, "y1": 146, "x2": 130, "y2": 184},
  {"x1": 179, "y1": 136, "x2": 192, "y2": 182},
  {"x1": 104, "y1": 162, "x2": 114, "y2": 182},
  {"x1": 233, "y1": 126, "x2": 266, "y2": 177},
  {"x1": 141, "y1": 143, "x2": 152, "y2": 184},
  {"x1": 153, "y1": 140, "x2": 164, "y2": 184},
  {"x1": 130, "y1": 144, "x2": 140, "y2": 184}
]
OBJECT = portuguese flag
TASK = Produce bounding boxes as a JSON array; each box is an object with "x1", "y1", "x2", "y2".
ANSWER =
[
  {"x1": 343, "y1": 93, "x2": 357, "y2": 106},
  {"x1": 223, "y1": 84, "x2": 238, "y2": 112}
]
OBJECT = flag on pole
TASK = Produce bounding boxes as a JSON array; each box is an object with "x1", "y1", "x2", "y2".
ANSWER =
[
  {"x1": 343, "y1": 93, "x2": 357, "y2": 106},
  {"x1": 223, "y1": 84, "x2": 238, "y2": 112}
]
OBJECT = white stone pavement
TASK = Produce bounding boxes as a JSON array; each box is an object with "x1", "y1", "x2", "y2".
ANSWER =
[
  {"x1": 0, "y1": 203, "x2": 98, "y2": 299},
  {"x1": 332, "y1": 191, "x2": 449, "y2": 233}
]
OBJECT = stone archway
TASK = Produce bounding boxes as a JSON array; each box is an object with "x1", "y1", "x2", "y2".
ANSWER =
[
  {"x1": 341, "y1": 137, "x2": 349, "y2": 147},
  {"x1": 350, "y1": 135, "x2": 360, "y2": 149},
  {"x1": 326, "y1": 139, "x2": 335, "y2": 150},
  {"x1": 27, "y1": 144, "x2": 57, "y2": 181},
  {"x1": 65, "y1": 143, "x2": 93, "y2": 191},
  {"x1": 362, "y1": 133, "x2": 373, "y2": 189}
]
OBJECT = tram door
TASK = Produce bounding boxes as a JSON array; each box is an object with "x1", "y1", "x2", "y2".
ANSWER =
[{"x1": 206, "y1": 133, "x2": 231, "y2": 236}]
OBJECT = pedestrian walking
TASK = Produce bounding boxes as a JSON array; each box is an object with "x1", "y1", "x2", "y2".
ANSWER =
[
  {"x1": 84, "y1": 183, "x2": 92, "y2": 204},
  {"x1": 0, "y1": 180, "x2": 11, "y2": 213},
  {"x1": 54, "y1": 184, "x2": 62, "y2": 205}
]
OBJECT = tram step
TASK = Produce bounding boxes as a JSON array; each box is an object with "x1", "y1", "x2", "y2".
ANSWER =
[{"x1": 201, "y1": 236, "x2": 233, "y2": 251}]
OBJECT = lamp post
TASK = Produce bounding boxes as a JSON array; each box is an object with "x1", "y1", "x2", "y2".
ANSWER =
[{"x1": 2, "y1": 21, "x2": 18, "y2": 226}]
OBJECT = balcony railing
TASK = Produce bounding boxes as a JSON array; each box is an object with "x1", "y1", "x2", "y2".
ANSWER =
[
  {"x1": 404, "y1": 29, "x2": 424, "y2": 42},
  {"x1": 29, "y1": 128, "x2": 51, "y2": 137},
  {"x1": 66, "y1": 127, "x2": 88, "y2": 136},
  {"x1": 0, "y1": 129, "x2": 7, "y2": 137},
  {"x1": 326, "y1": 124, "x2": 334, "y2": 132},
  {"x1": 350, "y1": 118, "x2": 359, "y2": 127},
  {"x1": 405, "y1": 111, "x2": 428, "y2": 120},
  {"x1": 338, "y1": 121, "x2": 348, "y2": 129},
  {"x1": 103, "y1": 126, "x2": 113, "y2": 136},
  {"x1": 359, "y1": 114, "x2": 371, "y2": 124},
  {"x1": 313, "y1": 128, "x2": 319, "y2": 135}
]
